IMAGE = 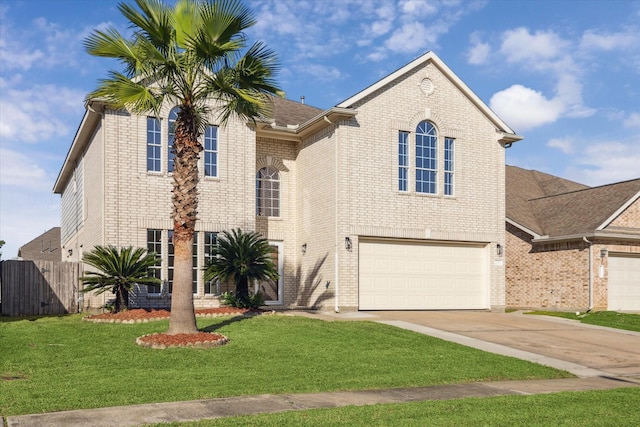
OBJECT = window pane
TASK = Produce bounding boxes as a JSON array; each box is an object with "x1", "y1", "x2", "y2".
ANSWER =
[
  {"x1": 204, "y1": 125, "x2": 218, "y2": 177},
  {"x1": 204, "y1": 232, "x2": 218, "y2": 295},
  {"x1": 398, "y1": 131, "x2": 408, "y2": 191},
  {"x1": 256, "y1": 166, "x2": 280, "y2": 217},
  {"x1": 415, "y1": 121, "x2": 437, "y2": 194},
  {"x1": 147, "y1": 118, "x2": 161, "y2": 172},
  {"x1": 168, "y1": 107, "x2": 179, "y2": 173},
  {"x1": 146, "y1": 229, "x2": 162, "y2": 293},
  {"x1": 444, "y1": 138, "x2": 454, "y2": 196}
]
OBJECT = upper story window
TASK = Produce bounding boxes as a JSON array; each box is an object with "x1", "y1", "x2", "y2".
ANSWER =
[
  {"x1": 415, "y1": 121, "x2": 437, "y2": 194},
  {"x1": 398, "y1": 131, "x2": 409, "y2": 192},
  {"x1": 256, "y1": 166, "x2": 280, "y2": 217},
  {"x1": 444, "y1": 137, "x2": 455, "y2": 196},
  {"x1": 147, "y1": 117, "x2": 161, "y2": 172},
  {"x1": 168, "y1": 107, "x2": 179, "y2": 173},
  {"x1": 204, "y1": 125, "x2": 218, "y2": 177}
]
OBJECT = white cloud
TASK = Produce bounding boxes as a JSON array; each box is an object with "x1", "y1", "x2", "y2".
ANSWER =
[
  {"x1": 567, "y1": 140, "x2": 640, "y2": 185},
  {"x1": 547, "y1": 138, "x2": 575, "y2": 154},
  {"x1": 0, "y1": 84, "x2": 84, "y2": 143},
  {"x1": 500, "y1": 27, "x2": 569, "y2": 65},
  {"x1": 580, "y1": 30, "x2": 638, "y2": 51},
  {"x1": 0, "y1": 148, "x2": 50, "y2": 191},
  {"x1": 624, "y1": 112, "x2": 640, "y2": 127},
  {"x1": 303, "y1": 64, "x2": 344, "y2": 81},
  {"x1": 467, "y1": 33, "x2": 490, "y2": 65},
  {"x1": 490, "y1": 84, "x2": 564, "y2": 132},
  {"x1": 400, "y1": 0, "x2": 438, "y2": 15},
  {"x1": 385, "y1": 21, "x2": 431, "y2": 53}
]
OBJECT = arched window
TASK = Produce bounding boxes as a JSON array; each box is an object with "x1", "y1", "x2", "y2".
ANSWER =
[
  {"x1": 168, "y1": 107, "x2": 180, "y2": 172},
  {"x1": 415, "y1": 121, "x2": 437, "y2": 194},
  {"x1": 256, "y1": 166, "x2": 280, "y2": 217}
]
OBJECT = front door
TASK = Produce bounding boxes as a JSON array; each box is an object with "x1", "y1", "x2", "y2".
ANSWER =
[{"x1": 256, "y1": 241, "x2": 283, "y2": 305}]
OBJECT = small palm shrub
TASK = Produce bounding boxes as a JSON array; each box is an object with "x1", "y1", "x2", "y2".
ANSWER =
[
  {"x1": 219, "y1": 291, "x2": 265, "y2": 309},
  {"x1": 205, "y1": 229, "x2": 278, "y2": 308},
  {"x1": 80, "y1": 246, "x2": 161, "y2": 313}
]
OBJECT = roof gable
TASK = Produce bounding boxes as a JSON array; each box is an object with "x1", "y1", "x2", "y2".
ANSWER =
[{"x1": 336, "y1": 51, "x2": 521, "y2": 142}]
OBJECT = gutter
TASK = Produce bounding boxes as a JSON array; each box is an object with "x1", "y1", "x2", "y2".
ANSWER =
[
  {"x1": 331, "y1": 115, "x2": 340, "y2": 313},
  {"x1": 582, "y1": 237, "x2": 594, "y2": 310},
  {"x1": 532, "y1": 231, "x2": 640, "y2": 244}
]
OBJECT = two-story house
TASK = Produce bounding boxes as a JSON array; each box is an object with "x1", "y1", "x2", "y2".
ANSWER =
[{"x1": 54, "y1": 51, "x2": 522, "y2": 312}]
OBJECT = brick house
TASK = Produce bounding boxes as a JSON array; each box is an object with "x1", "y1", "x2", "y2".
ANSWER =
[
  {"x1": 506, "y1": 165, "x2": 640, "y2": 311},
  {"x1": 17, "y1": 227, "x2": 61, "y2": 261},
  {"x1": 54, "y1": 51, "x2": 521, "y2": 312}
]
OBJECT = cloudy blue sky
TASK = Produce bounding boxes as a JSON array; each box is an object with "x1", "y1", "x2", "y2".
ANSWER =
[{"x1": 1, "y1": 0, "x2": 639, "y2": 258}]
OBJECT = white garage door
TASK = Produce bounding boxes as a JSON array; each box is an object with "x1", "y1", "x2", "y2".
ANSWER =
[
  {"x1": 608, "y1": 254, "x2": 640, "y2": 311},
  {"x1": 359, "y1": 240, "x2": 488, "y2": 310}
]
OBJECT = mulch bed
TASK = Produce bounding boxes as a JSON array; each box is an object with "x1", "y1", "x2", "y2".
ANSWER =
[
  {"x1": 83, "y1": 307, "x2": 265, "y2": 323},
  {"x1": 83, "y1": 307, "x2": 270, "y2": 349}
]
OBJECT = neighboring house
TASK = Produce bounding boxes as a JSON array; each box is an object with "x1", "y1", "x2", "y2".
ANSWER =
[
  {"x1": 17, "y1": 227, "x2": 61, "y2": 261},
  {"x1": 506, "y1": 166, "x2": 640, "y2": 311},
  {"x1": 54, "y1": 51, "x2": 521, "y2": 312}
]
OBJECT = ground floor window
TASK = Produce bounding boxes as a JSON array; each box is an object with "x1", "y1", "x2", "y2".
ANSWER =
[{"x1": 145, "y1": 229, "x2": 212, "y2": 296}]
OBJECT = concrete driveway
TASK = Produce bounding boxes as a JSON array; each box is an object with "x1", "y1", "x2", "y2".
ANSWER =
[{"x1": 364, "y1": 311, "x2": 640, "y2": 380}]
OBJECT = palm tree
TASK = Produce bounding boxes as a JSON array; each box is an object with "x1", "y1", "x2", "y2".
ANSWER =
[
  {"x1": 80, "y1": 246, "x2": 161, "y2": 313},
  {"x1": 204, "y1": 228, "x2": 278, "y2": 304},
  {"x1": 84, "y1": 0, "x2": 282, "y2": 333}
]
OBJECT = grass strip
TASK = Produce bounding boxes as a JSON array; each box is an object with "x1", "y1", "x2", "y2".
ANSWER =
[
  {"x1": 526, "y1": 311, "x2": 640, "y2": 332},
  {"x1": 150, "y1": 387, "x2": 640, "y2": 426},
  {"x1": 1, "y1": 314, "x2": 570, "y2": 416}
]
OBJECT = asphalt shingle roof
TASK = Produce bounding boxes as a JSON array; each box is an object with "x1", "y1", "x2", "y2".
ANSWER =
[
  {"x1": 265, "y1": 96, "x2": 323, "y2": 127},
  {"x1": 506, "y1": 165, "x2": 640, "y2": 238}
]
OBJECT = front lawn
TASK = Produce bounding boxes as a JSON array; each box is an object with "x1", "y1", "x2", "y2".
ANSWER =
[
  {"x1": 527, "y1": 311, "x2": 640, "y2": 332},
  {"x1": 0, "y1": 314, "x2": 570, "y2": 416},
  {"x1": 150, "y1": 388, "x2": 640, "y2": 426}
]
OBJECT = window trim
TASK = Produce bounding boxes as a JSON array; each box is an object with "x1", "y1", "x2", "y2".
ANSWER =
[
  {"x1": 444, "y1": 137, "x2": 455, "y2": 196},
  {"x1": 398, "y1": 131, "x2": 409, "y2": 192},
  {"x1": 256, "y1": 166, "x2": 281, "y2": 217},
  {"x1": 168, "y1": 107, "x2": 179, "y2": 173},
  {"x1": 146, "y1": 229, "x2": 162, "y2": 294},
  {"x1": 204, "y1": 125, "x2": 218, "y2": 178},
  {"x1": 146, "y1": 117, "x2": 162, "y2": 172},
  {"x1": 415, "y1": 121, "x2": 438, "y2": 195}
]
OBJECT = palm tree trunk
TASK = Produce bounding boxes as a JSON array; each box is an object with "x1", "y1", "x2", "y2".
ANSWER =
[
  {"x1": 167, "y1": 106, "x2": 201, "y2": 335},
  {"x1": 168, "y1": 235, "x2": 198, "y2": 334},
  {"x1": 236, "y1": 277, "x2": 249, "y2": 301}
]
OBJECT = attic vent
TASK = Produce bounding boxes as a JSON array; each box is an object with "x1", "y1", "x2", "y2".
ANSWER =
[{"x1": 420, "y1": 78, "x2": 434, "y2": 96}]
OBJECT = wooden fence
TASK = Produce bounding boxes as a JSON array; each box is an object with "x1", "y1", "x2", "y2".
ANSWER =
[{"x1": 0, "y1": 260, "x2": 81, "y2": 316}]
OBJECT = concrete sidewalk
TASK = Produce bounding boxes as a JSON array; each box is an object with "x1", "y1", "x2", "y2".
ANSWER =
[
  {"x1": 6, "y1": 311, "x2": 640, "y2": 427},
  {"x1": 6, "y1": 377, "x2": 639, "y2": 427}
]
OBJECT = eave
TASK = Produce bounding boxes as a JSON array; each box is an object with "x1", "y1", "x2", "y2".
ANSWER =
[
  {"x1": 53, "y1": 101, "x2": 104, "y2": 194},
  {"x1": 255, "y1": 107, "x2": 357, "y2": 141},
  {"x1": 531, "y1": 230, "x2": 640, "y2": 244},
  {"x1": 506, "y1": 218, "x2": 543, "y2": 239}
]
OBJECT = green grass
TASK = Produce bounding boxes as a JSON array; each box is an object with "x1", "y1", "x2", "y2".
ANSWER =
[
  {"x1": 526, "y1": 311, "x2": 640, "y2": 332},
  {"x1": 150, "y1": 388, "x2": 640, "y2": 426},
  {"x1": 0, "y1": 314, "x2": 570, "y2": 416}
]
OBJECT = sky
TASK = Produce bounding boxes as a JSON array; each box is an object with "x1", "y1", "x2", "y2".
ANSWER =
[{"x1": 1, "y1": 0, "x2": 640, "y2": 259}]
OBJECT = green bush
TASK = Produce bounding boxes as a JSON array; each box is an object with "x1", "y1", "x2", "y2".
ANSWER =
[{"x1": 220, "y1": 291, "x2": 265, "y2": 309}]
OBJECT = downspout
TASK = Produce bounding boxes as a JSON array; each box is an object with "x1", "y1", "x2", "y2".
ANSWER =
[
  {"x1": 582, "y1": 237, "x2": 594, "y2": 310},
  {"x1": 330, "y1": 115, "x2": 340, "y2": 313}
]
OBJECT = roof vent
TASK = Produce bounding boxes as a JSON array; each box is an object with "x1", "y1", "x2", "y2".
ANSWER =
[{"x1": 420, "y1": 78, "x2": 434, "y2": 96}]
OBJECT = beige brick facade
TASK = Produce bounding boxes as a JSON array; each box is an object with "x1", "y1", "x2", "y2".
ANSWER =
[{"x1": 56, "y1": 52, "x2": 516, "y2": 312}]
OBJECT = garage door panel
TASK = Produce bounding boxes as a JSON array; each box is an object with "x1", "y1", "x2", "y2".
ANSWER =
[
  {"x1": 359, "y1": 240, "x2": 488, "y2": 310},
  {"x1": 608, "y1": 254, "x2": 640, "y2": 311}
]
